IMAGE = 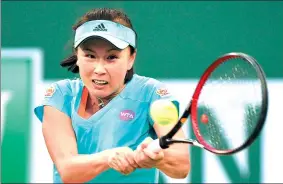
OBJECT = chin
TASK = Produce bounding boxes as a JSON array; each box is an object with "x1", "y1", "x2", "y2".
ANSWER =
[{"x1": 92, "y1": 89, "x2": 112, "y2": 98}]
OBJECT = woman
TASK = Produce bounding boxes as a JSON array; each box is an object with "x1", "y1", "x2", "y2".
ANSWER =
[{"x1": 34, "y1": 8, "x2": 190, "y2": 183}]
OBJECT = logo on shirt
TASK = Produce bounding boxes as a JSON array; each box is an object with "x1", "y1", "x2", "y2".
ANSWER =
[
  {"x1": 156, "y1": 88, "x2": 170, "y2": 97},
  {"x1": 120, "y1": 110, "x2": 135, "y2": 121},
  {"x1": 44, "y1": 85, "x2": 55, "y2": 97}
]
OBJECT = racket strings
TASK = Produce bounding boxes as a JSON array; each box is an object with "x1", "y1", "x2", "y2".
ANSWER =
[{"x1": 197, "y1": 57, "x2": 263, "y2": 151}]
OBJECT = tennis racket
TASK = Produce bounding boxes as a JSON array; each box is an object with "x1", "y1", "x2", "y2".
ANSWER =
[{"x1": 148, "y1": 52, "x2": 268, "y2": 155}]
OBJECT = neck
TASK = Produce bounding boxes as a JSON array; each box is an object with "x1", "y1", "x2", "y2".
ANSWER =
[
  {"x1": 88, "y1": 95, "x2": 108, "y2": 109},
  {"x1": 97, "y1": 97, "x2": 105, "y2": 108},
  {"x1": 89, "y1": 84, "x2": 126, "y2": 108}
]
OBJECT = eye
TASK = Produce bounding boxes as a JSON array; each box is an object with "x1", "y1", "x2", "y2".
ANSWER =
[
  {"x1": 107, "y1": 55, "x2": 118, "y2": 60},
  {"x1": 85, "y1": 54, "x2": 95, "y2": 59}
]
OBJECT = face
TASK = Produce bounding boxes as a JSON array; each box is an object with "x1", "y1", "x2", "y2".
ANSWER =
[{"x1": 76, "y1": 38, "x2": 136, "y2": 99}]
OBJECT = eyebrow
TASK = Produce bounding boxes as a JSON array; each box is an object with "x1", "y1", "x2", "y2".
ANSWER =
[{"x1": 82, "y1": 47, "x2": 121, "y2": 53}]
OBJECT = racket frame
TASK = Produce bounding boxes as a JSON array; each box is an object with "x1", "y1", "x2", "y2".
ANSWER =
[{"x1": 158, "y1": 52, "x2": 268, "y2": 155}]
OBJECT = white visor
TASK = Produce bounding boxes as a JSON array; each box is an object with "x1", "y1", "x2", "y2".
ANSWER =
[{"x1": 74, "y1": 20, "x2": 136, "y2": 49}]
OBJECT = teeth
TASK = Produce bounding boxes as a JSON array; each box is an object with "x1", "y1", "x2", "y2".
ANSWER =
[{"x1": 93, "y1": 79, "x2": 108, "y2": 85}]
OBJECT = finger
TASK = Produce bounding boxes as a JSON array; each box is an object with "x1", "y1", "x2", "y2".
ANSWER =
[
  {"x1": 125, "y1": 166, "x2": 135, "y2": 175},
  {"x1": 136, "y1": 143, "x2": 146, "y2": 151},
  {"x1": 108, "y1": 158, "x2": 120, "y2": 171},
  {"x1": 136, "y1": 137, "x2": 153, "y2": 151},
  {"x1": 108, "y1": 156, "x2": 122, "y2": 173},
  {"x1": 136, "y1": 144, "x2": 142, "y2": 151},
  {"x1": 143, "y1": 148, "x2": 164, "y2": 161},
  {"x1": 140, "y1": 152, "x2": 155, "y2": 168},
  {"x1": 126, "y1": 151, "x2": 139, "y2": 168},
  {"x1": 116, "y1": 153, "x2": 136, "y2": 175},
  {"x1": 140, "y1": 143, "x2": 148, "y2": 150},
  {"x1": 134, "y1": 150, "x2": 143, "y2": 167},
  {"x1": 115, "y1": 153, "x2": 128, "y2": 174},
  {"x1": 143, "y1": 137, "x2": 153, "y2": 143},
  {"x1": 141, "y1": 137, "x2": 153, "y2": 148},
  {"x1": 108, "y1": 152, "x2": 125, "y2": 174},
  {"x1": 135, "y1": 150, "x2": 153, "y2": 168},
  {"x1": 108, "y1": 154, "x2": 119, "y2": 168}
]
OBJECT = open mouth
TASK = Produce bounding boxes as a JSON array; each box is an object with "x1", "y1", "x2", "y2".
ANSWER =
[{"x1": 92, "y1": 79, "x2": 109, "y2": 86}]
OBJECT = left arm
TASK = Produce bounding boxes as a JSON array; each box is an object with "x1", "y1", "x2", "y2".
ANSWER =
[
  {"x1": 153, "y1": 122, "x2": 191, "y2": 178},
  {"x1": 134, "y1": 122, "x2": 190, "y2": 179}
]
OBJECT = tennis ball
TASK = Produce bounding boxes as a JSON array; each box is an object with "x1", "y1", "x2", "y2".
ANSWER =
[{"x1": 150, "y1": 99, "x2": 179, "y2": 126}]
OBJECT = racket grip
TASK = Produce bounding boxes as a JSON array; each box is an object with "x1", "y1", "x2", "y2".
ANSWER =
[{"x1": 147, "y1": 139, "x2": 162, "y2": 152}]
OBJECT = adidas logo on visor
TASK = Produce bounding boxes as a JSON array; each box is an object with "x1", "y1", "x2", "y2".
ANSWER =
[{"x1": 93, "y1": 23, "x2": 107, "y2": 31}]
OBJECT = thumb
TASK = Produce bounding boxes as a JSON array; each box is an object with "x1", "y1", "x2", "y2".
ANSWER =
[
  {"x1": 137, "y1": 137, "x2": 153, "y2": 151},
  {"x1": 141, "y1": 137, "x2": 153, "y2": 149}
]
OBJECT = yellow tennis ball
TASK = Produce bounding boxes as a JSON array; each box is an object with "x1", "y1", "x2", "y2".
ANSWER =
[{"x1": 150, "y1": 99, "x2": 179, "y2": 126}]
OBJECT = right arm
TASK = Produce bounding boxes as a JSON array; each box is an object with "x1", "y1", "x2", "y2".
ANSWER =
[{"x1": 42, "y1": 106, "x2": 111, "y2": 183}]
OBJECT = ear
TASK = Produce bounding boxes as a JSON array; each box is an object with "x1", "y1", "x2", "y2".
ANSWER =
[
  {"x1": 75, "y1": 49, "x2": 80, "y2": 67},
  {"x1": 76, "y1": 58, "x2": 80, "y2": 67},
  {"x1": 127, "y1": 49, "x2": 137, "y2": 70}
]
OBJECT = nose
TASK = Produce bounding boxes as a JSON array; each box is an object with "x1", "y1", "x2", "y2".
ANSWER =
[{"x1": 93, "y1": 62, "x2": 106, "y2": 75}]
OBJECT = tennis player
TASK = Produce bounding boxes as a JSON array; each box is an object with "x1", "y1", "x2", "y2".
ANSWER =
[{"x1": 34, "y1": 8, "x2": 190, "y2": 183}]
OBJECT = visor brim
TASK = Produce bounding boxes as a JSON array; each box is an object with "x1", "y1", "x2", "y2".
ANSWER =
[{"x1": 74, "y1": 32, "x2": 129, "y2": 49}]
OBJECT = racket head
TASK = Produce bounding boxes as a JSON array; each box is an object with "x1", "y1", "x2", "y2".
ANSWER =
[{"x1": 191, "y1": 52, "x2": 268, "y2": 155}]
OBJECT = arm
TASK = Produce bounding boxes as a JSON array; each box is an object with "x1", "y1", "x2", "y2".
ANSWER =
[
  {"x1": 42, "y1": 106, "x2": 111, "y2": 183},
  {"x1": 153, "y1": 122, "x2": 191, "y2": 179},
  {"x1": 134, "y1": 83, "x2": 190, "y2": 178},
  {"x1": 134, "y1": 122, "x2": 190, "y2": 179}
]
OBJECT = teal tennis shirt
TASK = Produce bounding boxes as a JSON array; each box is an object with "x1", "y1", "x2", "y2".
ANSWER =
[{"x1": 34, "y1": 74, "x2": 179, "y2": 183}]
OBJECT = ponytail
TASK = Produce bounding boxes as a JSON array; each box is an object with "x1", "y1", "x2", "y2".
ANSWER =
[
  {"x1": 124, "y1": 67, "x2": 134, "y2": 83},
  {"x1": 60, "y1": 54, "x2": 79, "y2": 73}
]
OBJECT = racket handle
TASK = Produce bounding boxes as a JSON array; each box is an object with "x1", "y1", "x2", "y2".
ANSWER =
[{"x1": 147, "y1": 139, "x2": 162, "y2": 152}]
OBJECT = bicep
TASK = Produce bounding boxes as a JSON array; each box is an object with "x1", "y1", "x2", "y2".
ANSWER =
[{"x1": 42, "y1": 105, "x2": 78, "y2": 168}]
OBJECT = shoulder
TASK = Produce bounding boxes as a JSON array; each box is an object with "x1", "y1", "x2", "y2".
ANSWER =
[
  {"x1": 48, "y1": 78, "x2": 83, "y2": 97},
  {"x1": 129, "y1": 74, "x2": 161, "y2": 87},
  {"x1": 121, "y1": 74, "x2": 171, "y2": 102},
  {"x1": 35, "y1": 78, "x2": 82, "y2": 122}
]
